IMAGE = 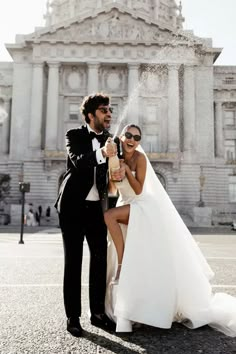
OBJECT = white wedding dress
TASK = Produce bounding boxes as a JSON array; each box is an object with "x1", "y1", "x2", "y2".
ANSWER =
[{"x1": 105, "y1": 149, "x2": 236, "y2": 336}]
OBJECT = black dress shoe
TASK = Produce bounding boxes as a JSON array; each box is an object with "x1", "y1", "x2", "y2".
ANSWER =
[
  {"x1": 67, "y1": 317, "x2": 83, "y2": 337},
  {"x1": 90, "y1": 313, "x2": 116, "y2": 331}
]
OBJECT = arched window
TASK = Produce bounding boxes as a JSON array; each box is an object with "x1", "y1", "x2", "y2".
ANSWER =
[{"x1": 156, "y1": 172, "x2": 166, "y2": 190}]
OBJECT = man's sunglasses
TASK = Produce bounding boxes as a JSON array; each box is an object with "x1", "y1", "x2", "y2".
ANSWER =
[
  {"x1": 97, "y1": 107, "x2": 113, "y2": 114},
  {"x1": 124, "y1": 131, "x2": 141, "y2": 142}
]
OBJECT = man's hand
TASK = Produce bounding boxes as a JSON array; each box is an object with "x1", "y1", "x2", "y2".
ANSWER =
[{"x1": 101, "y1": 137, "x2": 117, "y2": 158}]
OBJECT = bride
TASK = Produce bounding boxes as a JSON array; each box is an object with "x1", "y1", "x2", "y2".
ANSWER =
[{"x1": 104, "y1": 124, "x2": 236, "y2": 336}]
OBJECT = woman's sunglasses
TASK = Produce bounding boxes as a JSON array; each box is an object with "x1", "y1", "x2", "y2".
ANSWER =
[
  {"x1": 124, "y1": 131, "x2": 141, "y2": 142},
  {"x1": 97, "y1": 106, "x2": 113, "y2": 114}
]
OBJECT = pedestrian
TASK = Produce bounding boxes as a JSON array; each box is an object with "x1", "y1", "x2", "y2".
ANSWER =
[
  {"x1": 35, "y1": 211, "x2": 40, "y2": 226},
  {"x1": 26, "y1": 208, "x2": 37, "y2": 226},
  {"x1": 55, "y1": 93, "x2": 116, "y2": 337},
  {"x1": 38, "y1": 205, "x2": 42, "y2": 225},
  {"x1": 45, "y1": 206, "x2": 50, "y2": 222}
]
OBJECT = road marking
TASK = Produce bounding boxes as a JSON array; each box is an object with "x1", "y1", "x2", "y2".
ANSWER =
[
  {"x1": 212, "y1": 285, "x2": 236, "y2": 288},
  {"x1": 0, "y1": 256, "x2": 64, "y2": 258},
  {"x1": 0, "y1": 283, "x2": 88, "y2": 287},
  {"x1": 0, "y1": 284, "x2": 236, "y2": 289},
  {"x1": 0, "y1": 284, "x2": 62, "y2": 287},
  {"x1": 207, "y1": 257, "x2": 236, "y2": 260}
]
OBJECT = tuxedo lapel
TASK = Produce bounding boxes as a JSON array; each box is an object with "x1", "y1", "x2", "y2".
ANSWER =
[{"x1": 81, "y1": 125, "x2": 93, "y2": 151}]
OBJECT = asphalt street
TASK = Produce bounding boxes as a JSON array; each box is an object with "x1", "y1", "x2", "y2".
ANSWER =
[{"x1": 0, "y1": 226, "x2": 236, "y2": 354}]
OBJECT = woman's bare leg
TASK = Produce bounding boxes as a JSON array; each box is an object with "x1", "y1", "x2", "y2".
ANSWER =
[{"x1": 104, "y1": 205, "x2": 130, "y2": 279}]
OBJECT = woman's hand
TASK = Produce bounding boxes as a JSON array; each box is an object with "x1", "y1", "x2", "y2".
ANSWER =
[
  {"x1": 119, "y1": 160, "x2": 127, "y2": 178},
  {"x1": 110, "y1": 160, "x2": 126, "y2": 181}
]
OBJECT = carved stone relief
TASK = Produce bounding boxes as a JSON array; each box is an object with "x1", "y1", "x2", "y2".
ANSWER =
[
  {"x1": 56, "y1": 47, "x2": 65, "y2": 57},
  {"x1": 37, "y1": 41, "x2": 194, "y2": 63},
  {"x1": 140, "y1": 65, "x2": 168, "y2": 97},
  {"x1": 41, "y1": 45, "x2": 51, "y2": 57},
  {"x1": 223, "y1": 102, "x2": 236, "y2": 109},
  {"x1": 100, "y1": 66, "x2": 127, "y2": 95},
  {"x1": 61, "y1": 65, "x2": 86, "y2": 93},
  {"x1": 214, "y1": 90, "x2": 236, "y2": 101},
  {"x1": 38, "y1": 10, "x2": 190, "y2": 45},
  {"x1": 106, "y1": 72, "x2": 121, "y2": 91},
  {"x1": 137, "y1": 49, "x2": 145, "y2": 58}
]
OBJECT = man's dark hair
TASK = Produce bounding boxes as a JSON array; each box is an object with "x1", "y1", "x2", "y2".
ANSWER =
[{"x1": 80, "y1": 93, "x2": 110, "y2": 123}]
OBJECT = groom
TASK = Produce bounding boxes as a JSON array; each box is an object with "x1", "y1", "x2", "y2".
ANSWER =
[{"x1": 55, "y1": 93, "x2": 116, "y2": 337}]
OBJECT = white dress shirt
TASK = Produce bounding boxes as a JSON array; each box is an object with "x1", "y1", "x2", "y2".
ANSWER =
[{"x1": 86, "y1": 124, "x2": 106, "y2": 201}]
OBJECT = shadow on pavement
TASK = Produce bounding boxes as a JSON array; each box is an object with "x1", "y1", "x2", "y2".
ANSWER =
[{"x1": 84, "y1": 323, "x2": 236, "y2": 354}]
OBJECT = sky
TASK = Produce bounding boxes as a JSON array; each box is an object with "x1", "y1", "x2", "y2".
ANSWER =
[{"x1": 0, "y1": 0, "x2": 235, "y2": 65}]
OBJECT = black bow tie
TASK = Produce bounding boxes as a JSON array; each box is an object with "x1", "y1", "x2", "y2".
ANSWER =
[{"x1": 89, "y1": 131, "x2": 106, "y2": 143}]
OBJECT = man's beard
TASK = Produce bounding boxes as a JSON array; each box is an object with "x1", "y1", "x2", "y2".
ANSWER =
[{"x1": 94, "y1": 117, "x2": 110, "y2": 132}]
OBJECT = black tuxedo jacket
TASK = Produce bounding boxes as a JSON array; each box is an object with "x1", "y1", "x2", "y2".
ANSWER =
[{"x1": 55, "y1": 125, "x2": 120, "y2": 213}]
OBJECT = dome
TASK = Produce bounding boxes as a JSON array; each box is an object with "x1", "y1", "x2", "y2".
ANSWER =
[{"x1": 44, "y1": 0, "x2": 184, "y2": 29}]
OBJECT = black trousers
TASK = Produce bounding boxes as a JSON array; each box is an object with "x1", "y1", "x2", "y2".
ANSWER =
[{"x1": 59, "y1": 200, "x2": 107, "y2": 318}]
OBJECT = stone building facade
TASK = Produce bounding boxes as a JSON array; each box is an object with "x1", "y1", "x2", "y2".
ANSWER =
[{"x1": 0, "y1": 0, "x2": 236, "y2": 225}]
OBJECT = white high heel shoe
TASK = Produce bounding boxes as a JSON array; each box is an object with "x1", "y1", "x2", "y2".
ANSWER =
[{"x1": 116, "y1": 317, "x2": 133, "y2": 332}]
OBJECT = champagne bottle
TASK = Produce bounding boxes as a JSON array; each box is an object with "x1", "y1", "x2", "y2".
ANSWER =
[{"x1": 108, "y1": 140, "x2": 120, "y2": 182}]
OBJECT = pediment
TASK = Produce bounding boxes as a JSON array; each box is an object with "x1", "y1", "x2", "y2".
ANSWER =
[{"x1": 26, "y1": 7, "x2": 202, "y2": 47}]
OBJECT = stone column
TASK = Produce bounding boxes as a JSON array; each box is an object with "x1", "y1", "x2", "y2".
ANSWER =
[
  {"x1": 215, "y1": 101, "x2": 224, "y2": 158},
  {"x1": 167, "y1": 64, "x2": 180, "y2": 152},
  {"x1": 183, "y1": 65, "x2": 195, "y2": 153},
  {"x1": 29, "y1": 62, "x2": 44, "y2": 149},
  {"x1": 45, "y1": 62, "x2": 60, "y2": 150},
  {"x1": 69, "y1": 0, "x2": 75, "y2": 17},
  {"x1": 153, "y1": 0, "x2": 160, "y2": 21},
  {"x1": 2, "y1": 99, "x2": 11, "y2": 154},
  {"x1": 87, "y1": 62, "x2": 99, "y2": 94},
  {"x1": 128, "y1": 63, "x2": 140, "y2": 125}
]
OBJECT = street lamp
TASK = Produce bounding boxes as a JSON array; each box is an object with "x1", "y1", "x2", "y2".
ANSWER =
[{"x1": 18, "y1": 182, "x2": 30, "y2": 244}]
